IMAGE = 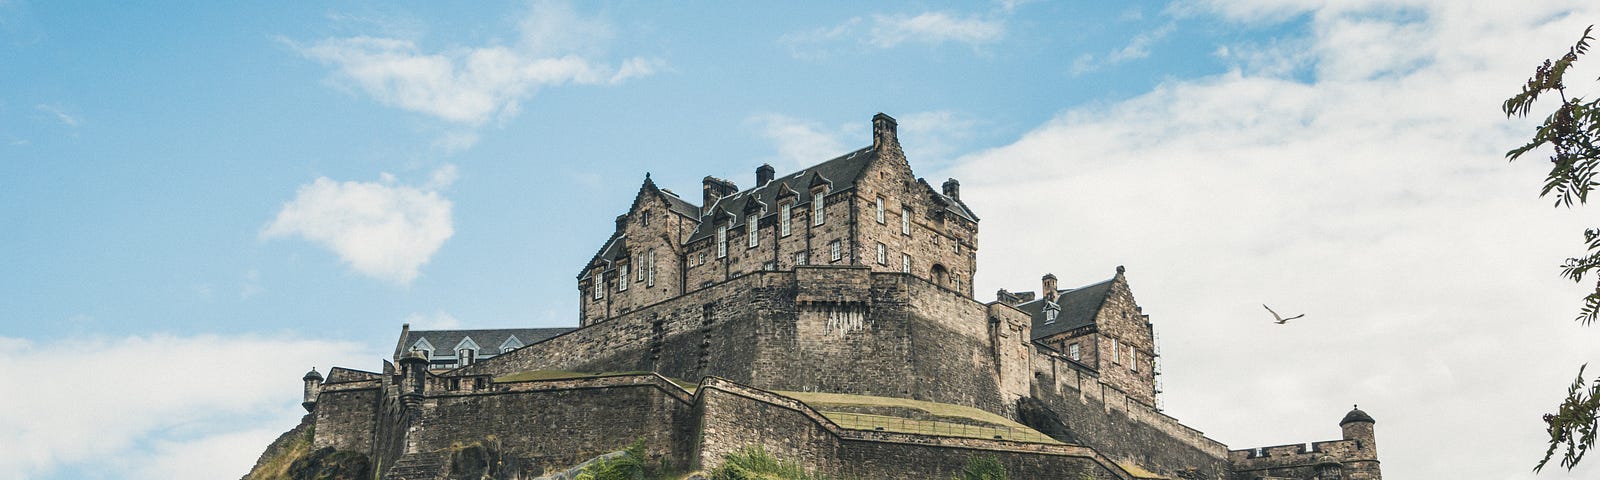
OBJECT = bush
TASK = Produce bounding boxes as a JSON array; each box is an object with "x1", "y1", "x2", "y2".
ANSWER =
[
  {"x1": 710, "y1": 446, "x2": 816, "y2": 480},
  {"x1": 576, "y1": 440, "x2": 648, "y2": 480},
  {"x1": 956, "y1": 456, "x2": 1007, "y2": 480}
]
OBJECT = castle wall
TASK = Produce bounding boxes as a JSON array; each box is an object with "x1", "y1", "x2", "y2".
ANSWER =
[
  {"x1": 410, "y1": 379, "x2": 696, "y2": 474},
  {"x1": 1228, "y1": 440, "x2": 1381, "y2": 480},
  {"x1": 696, "y1": 378, "x2": 1127, "y2": 480},
  {"x1": 1032, "y1": 350, "x2": 1232, "y2": 478},
  {"x1": 313, "y1": 380, "x2": 382, "y2": 452},
  {"x1": 456, "y1": 268, "x2": 1024, "y2": 417}
]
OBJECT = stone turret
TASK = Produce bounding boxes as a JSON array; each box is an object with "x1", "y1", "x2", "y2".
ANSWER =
[
  {"x1": 1340, "y1": 405, "x2": 1377, "y2": 454},
  {"x1": 301, "y1": 367, "x2": 323, "y2": 412}
]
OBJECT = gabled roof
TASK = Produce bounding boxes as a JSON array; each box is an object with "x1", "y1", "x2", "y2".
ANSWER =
[
  {"x1": 1017, "y1": 277, "x2": 1117, "y2": 340},
  {"x1": 684, "y1": 146, "x2": 878, "y2": 243},
  {"x1": 402, "y1": 328, "x2": 574, "y2": 357}
]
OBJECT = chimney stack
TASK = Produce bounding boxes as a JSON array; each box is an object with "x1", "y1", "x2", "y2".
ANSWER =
[
  {"x1": 942, "y1": 178, "x2": 961, "y2": 200},
  {"x1": 756, "y1": 164, "x2": 775, "y2": 186},
  {"x1": 872, "y1": 113, "x2": 898, "y2": 150},
  {"x1": 615, "y1": 214, "x2": 627, "y2": 232},
  {"x1": 1042, "y1": 273, "x2": 1058, "y2": 302},
  {"x1": 702, "y1": 176, "x2": 738, "y2": 208}
]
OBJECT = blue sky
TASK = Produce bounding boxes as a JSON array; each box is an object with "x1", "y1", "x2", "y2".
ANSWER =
[{"x1": 4, "y1": 1, "x2": 1600, "y2": 479}]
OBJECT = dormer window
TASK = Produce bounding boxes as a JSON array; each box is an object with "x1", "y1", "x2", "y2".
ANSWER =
[
  {"x1": 499, "y1": 336, "x2": 524, "y2": 354},
  {"x1": 779, "y1": 202, "x2": 792, "y2": 237},
  {"x1": 747, "y1": 214, "x2": 759, "y2": 248},
  {"x1": 457, "y1": 348, "x2": 475, "y2": 366},
  {"x1": 1044, "y1": 302, "x2": 1059, "y2": 324},
  {"x1": 412, "y1": 339, "x2": 435, "y2": 359},
  {"x1": 812, "y1": 191, "x2": 825, "y2": 226}
]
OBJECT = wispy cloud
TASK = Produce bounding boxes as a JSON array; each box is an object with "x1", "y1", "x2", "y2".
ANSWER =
[
  {"x1": 263, "y1": 164, "x2": 457, "y2": 285},
  {"x1": 0, "y1": 334, "x2": 374, "y2": 480},
  {"x1": 747, "y1": 114, "x2": 853, "y2": 170},
  {"x1": 1071, "y1": 22, "x2": 1175, "y2": 75},
  {"x1": 405, "y1": 310, "x2": 462, "y2": 330},
  {"x1": 35, "y1": 103, "x2": 80, "y2": 127},
  {"x1": 290, "y1": 1, "x2": 661, "y2": 128},
  {"x1": 782, "y1": 10, "x2": 1006, "y2": 58}
]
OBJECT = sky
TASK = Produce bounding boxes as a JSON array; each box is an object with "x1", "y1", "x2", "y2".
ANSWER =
[{"x1": 2, "y1": 1, "x2": 1599, "y2": 478}]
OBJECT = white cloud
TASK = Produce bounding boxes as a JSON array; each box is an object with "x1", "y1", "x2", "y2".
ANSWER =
[
  {"x1": 867, "y1": 12, "x2": 1005, "y2": 48},
  {"x1": 1071, "y1": 22, "x2": 1176, "y2": 75},
  {"x1": 748, "y1": 114, "x2": 854, "y2": 170},
  {"x1": 263, "y1": 165, "x2": 456, "y2": 285},
  {"x1": 35, "y1": 103, "x2": 79, "y2": 127},
  {"x1": 293, "y1": 1, "x2": 659, "y2": 126},
  {"x1": 0, "y1": 334, "x2": 375, "y2": 480},
  {"x1": 405, "y1": 310, "x2": 462, "y2": 330},
  {"x1": 955, "y1": 2, "x2": 1600, "y2": 478},
  {"x1": 782, "y1": 10, "x2": 1005, "y2": 57}
]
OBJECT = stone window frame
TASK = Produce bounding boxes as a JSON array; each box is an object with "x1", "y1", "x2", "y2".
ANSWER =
[
  {"x1": 1068, "y1": 343, "x2": 1080, "y2": 361},
  {"x1": 716, "y1": 224, "x2": 728, "y2": 258},
  {"x1": 593, "y1": 277, "x2": 603, "y2": 300},
  {"x1": 647, "y1": 249, "x2": 656, "y2": 287},
  {"x1": 779, "y1": 202, "x2": 792, "y2": 237},
  {"x1": 618, "y1": 264, "x2": 630, "y2": 291},
  {"x1": 829, "y1": 240, "x2": 842, "y2": 262},
  {"x1": 747, "y1": 214, "x2": 760, "y2": 248},
  {"x1": 795, "y1": 251, "x2": 808, "y2": 266},
  {"x1": 812, "y1": 189, "x2": 826, "y2": 226},
  {"x1": 901, "y1": 253, "x2": 911, "y2": 273},
  {"x1": 876, "y1": 196, "x2": 885, "y2": 224},
  {"x1": 901, "y1": 207, "x2": 912, "y2": 235},
  {"x1": 876, "y1": 242, "x2": 887, "y2": 265},
  {"x1": 1111, "y1": 338, "x2": 1120, "y2": 364},
  {"x1": 1130, "y1": 349, "x2": 1138, "y2": 372}
]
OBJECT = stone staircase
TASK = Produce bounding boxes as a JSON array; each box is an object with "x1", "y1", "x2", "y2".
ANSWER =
[{"x1": 381, "y1": 452, "x2": 447, "y2": 480}]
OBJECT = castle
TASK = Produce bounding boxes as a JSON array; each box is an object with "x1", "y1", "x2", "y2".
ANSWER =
[{"x1": 254, "y1": 114, "x2": 1382, "y2": 480}]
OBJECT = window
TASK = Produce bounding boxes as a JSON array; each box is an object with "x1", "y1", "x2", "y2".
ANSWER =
[
  {"x1": 812, "y1": 191, "x2": 825, "y2": 226},
  {"x1": 1112, "y1": 339, "x2": 1120, "y2": 364},
  {"x1": 458, "y1": 348, "x2": 475, "y2": 366},
  {"x1": 636, "y1": 254, "x2": 644, "y2": 281},
  {"x1": 901, "y1": 208, "x2": 912, "y2": 235},
  {"x1": 618, "y1": 265, "x2": 629, "y2": 291},
  {"x1": 642, "y1": 211, "x2": 651, "y2": 227},
  {"x1": 780, "y1": 202, "x2": 792, "y2": 237},
  {"x1": 829, "y1": 240, "x2": 842, "y2": 262},
  {"x1": 716, "y1": 224, "x2": 728, "y2": 258},
  {"x1": 876, "y1": 243, "x2": 887, "y2": 264},
  {"x1": 876, "y1": 197, "x2": 885, "y2": 223},
  {"x1": 1045, "y1": 308, "x2": 1058, "y2": 324},
  {"x1": 1069, "y1": 343, "x2": 1080, "y2": 361},
  {"x1": 593, "y1": 280, "x2": 603, "y2": 300},
  {"x1": 647, "y1": 250, "x2": 656, "y2": 287},
  {"x1": 1131, "y1": 350, "x2": 1138, "y2": 372},
  {"x1": 747, "y1": 214, "x2": 759, "y2": 247},
  {"x1": 901, "y1": 253, "x2": 911, "y2": 273},
  {"x1": 795, "y1": 251, "x2": 808, "y2": 266},
  {"x1": 954, "y1": 274, "x2": 962, "y2": 293}
]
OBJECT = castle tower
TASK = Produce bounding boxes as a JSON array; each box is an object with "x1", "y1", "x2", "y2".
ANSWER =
[
  {"x1": 301, "y1": 367, "x2": 323, "y2": 412},
  {"x1": 1340, "y1": 405, "x2": 1382, "y2": 478}
]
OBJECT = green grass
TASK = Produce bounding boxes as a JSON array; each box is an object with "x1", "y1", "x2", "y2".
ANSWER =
[
  {"x1": 243, "y1": 424, "x2": 313, "y2": 480},
  {"x1": 774, "y1": 391, "x2": 1059, "y2": 444}
]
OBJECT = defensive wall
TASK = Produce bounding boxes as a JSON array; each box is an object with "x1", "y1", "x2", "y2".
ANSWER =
[
  {"x1": 1227, "y1": 435, "x2": 1380, "y2": 479},
  {"x1": 311, "y1": 368, "x2": 1160, "y2": 479},
  {"x1": 452, "y1": 265, "x2": 1032, "y2": 416},
  {"x1": 1030, "y1": 347, "x2": 1233, "y2": 478}
]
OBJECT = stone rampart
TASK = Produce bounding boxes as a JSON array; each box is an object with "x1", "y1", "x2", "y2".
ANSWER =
[
  {"x1": 450, "y1": 267, "x2": 1022, "y2": 416},
  {"x1": 1031, "y1": 349, "x2": 1230, "y2": 478}
]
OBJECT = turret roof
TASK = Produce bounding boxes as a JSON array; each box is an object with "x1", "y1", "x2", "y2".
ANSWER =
[{"x1": 1340, "y1": 405, "x2": 1375, "y2": 425}]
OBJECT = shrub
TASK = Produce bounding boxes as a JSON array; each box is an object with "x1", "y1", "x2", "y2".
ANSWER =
[
  {"x1": 956, "y1": 456, "x2": 1007, "y2": 480},
  {"x1": 710, "y1": 446, "x2": 816, "y2": 480}
]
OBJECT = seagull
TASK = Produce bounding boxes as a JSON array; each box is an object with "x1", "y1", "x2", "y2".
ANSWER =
[{"x1": 1263, "y1": 304, "x2": 1305, "y2": 324}]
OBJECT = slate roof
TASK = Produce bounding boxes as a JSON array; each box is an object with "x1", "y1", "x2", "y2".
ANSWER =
[
  {"x1": 1016, "y1": 277, "x2": 1117, "y2": 341},
  {"x1": 401, "y1": 328, "x2": 575, "y2": 358},
  {"x1": 684, "y1": 146, "x2": 878, "y2": 244}
]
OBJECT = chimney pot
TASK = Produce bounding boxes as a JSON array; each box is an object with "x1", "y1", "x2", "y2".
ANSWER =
[
  {"x1": 942, "y1": 178, "x2": 961, "y2": 200},
  {"x1": 757, "y1": 164, "x2": 775, "y2": 186}
]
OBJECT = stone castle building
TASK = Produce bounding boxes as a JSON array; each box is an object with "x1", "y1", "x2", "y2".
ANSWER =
[{"x1": 254, "y1": 114, "x2": 1382, "y2": 480}]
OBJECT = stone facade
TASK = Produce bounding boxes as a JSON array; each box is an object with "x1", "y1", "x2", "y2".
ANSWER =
[{"x1": 269, "y1": 113, "x2": 1382, "y2": 480}]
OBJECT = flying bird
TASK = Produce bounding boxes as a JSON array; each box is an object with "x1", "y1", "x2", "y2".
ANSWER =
[{"x1": 1263, "y1": 304, "x2": 1305, "y2": 324}]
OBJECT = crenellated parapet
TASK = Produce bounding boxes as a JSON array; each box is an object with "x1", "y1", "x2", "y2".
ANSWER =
[{"x1": 1228, "y1": 406, "x2": 1381, "y2": 479}]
